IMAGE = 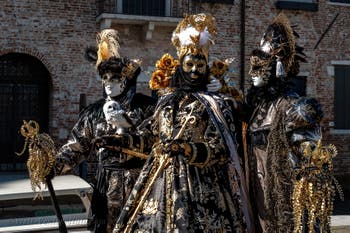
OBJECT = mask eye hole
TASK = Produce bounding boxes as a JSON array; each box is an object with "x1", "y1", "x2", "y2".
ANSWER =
[
  {"x1": 102, "y1": 74, "x2": 109, "y2": 81},
  {"x1": 197, "y1": 63, "x2": 204, "y2": 68},
  {"x1": 185, "y1": 61, "x2": 193, "y2": 68}
]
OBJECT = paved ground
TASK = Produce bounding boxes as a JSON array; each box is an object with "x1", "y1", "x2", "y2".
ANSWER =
[
  {"x1": 331, "y1": 215, "x2": 350, "y2": 232},
  {"x1": 331, "y1": 176, "x2": 350, "y2": 232},
  {"x1": 332, "y1": 226, "x2": 350, "y2": 233},
  {"x1": 1, "y1": 172, "x2": 349, "y2": 231}
]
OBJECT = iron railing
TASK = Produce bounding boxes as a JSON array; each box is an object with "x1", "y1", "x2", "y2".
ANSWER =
[{"x1": 97, "y1": 0, "x2": 204, "y2": 18}]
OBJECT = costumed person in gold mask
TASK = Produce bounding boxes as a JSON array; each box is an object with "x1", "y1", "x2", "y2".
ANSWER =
[
  {"x1": 245, "y1": 13, "x2": 338, "y2": 233},
  {"x1": 52, "y1": 29, "x2": 156, "y2": 233},
  {"x1": 106, "y1": 13, "x2": 254, "y2": 233}
]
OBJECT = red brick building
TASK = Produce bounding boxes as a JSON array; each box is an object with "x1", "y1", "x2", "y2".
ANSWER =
[{"x1": 1, "y1": 0, "x2": 349, "y2": 176}]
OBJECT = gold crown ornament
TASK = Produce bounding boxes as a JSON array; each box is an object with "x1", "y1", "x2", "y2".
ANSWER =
[{"x1": 171, "y1": 13, "x2": 217, "y2": 62}]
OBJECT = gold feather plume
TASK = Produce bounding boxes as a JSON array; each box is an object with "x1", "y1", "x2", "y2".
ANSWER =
[{"x1": 96, "y1": 29, "x2": 120, "y2": 67}]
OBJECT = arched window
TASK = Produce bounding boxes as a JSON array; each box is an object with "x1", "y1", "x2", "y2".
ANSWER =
[{"x1": 0, "y1": 53, "x2": 50, "y2": 171}]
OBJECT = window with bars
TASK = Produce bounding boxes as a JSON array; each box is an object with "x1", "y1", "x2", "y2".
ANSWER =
[
  {"x1": 276, "y1": 0, "x2": 318, "y2": 11},
  {"x1": 118, "y1": 0, "x2": 167, "y2": 16},
  {"x1": 334, "y1": 65, "x2": 350, "y2": 129}
]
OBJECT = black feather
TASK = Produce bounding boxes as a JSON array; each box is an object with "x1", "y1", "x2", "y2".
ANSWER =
[{"x1": 84, "y1": 46, "x2": 98, "y2": 63}]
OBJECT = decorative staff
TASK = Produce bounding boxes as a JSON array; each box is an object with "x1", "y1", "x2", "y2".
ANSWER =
[
  {"x1": 119, "y1": 105, "x2": 196, "y2": 233},
  {"x1": 16, "y1": 120, "x2": 68, "y2": 233}
]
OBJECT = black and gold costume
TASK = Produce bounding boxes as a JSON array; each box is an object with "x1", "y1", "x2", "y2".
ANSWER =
[
  {"x1": 246, "y1": 84, "x2": 323, "y2": 232},
  {"x1": 245, "y1": 14, "x2": 335, "y2": 233},
  {"x1": 54, "y1": 29, "x2": 156, "y2": 233},
  {"x1": 113, "y1": 90, "x2": 251, "y2": 232},
  {"x1": 55, "y1": 88, "x2": 155, "y2": 232},
  {"x1": 110, "y1": 13, "x2": 253, "y2": 233}
]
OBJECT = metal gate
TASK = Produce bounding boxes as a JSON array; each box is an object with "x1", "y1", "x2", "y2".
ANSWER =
[{"x1": 0, "y1": 53, "x2": 50, "y2": 171}]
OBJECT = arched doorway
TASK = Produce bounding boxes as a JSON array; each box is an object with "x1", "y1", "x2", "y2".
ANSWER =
[{"x1": 0, "y1": 53, "x2": 50, "y2": 171}]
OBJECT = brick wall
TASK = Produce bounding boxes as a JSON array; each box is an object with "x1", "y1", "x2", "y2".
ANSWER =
[{"x1": 0, "y1": 0, "x2": 100, "y2": 147}]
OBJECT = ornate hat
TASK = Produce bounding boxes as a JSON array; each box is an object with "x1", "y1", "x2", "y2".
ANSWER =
[
  {"x1": 252, "y1": 13, "x2": 306, "y2": 79},
  {"x1": 94, "y1": 29, "x2": 140, "y2": 82},
  {"x1": 171, "y1": 13, "x2": 217, "y2": 62},
  {"x1": 149, "y1": 13, "x2": 218, "y2": 93}
]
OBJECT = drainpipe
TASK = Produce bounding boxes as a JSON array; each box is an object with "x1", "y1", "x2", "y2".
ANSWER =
[{"x1": 240, "y1": 0, "x2": 246, "y2": 92}]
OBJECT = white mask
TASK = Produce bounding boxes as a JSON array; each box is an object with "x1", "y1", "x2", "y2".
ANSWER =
[
  {"x1": 251, "y1": 76, "x2": 268, "y2": 87},
  {"x1": 104, "y1": 79, "x2": 126, "y2": 97},
  {"x1": 260, "y1": 38, "x2": 273, "y2": 54}
]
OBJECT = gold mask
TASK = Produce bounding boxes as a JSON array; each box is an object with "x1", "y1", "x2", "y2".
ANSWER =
[{"x1": 182, "y1": 54, "x2": 207, "y2": 80}]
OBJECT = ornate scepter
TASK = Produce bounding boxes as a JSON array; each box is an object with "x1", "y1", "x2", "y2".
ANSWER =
[{"x1": 16, "y1": 120, "x2": 68, "y2": 233}]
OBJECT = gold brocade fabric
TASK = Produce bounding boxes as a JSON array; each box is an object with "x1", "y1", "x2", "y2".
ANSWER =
[{"x1": 113, "y1": 92, "x2": 248, "y2": 233}]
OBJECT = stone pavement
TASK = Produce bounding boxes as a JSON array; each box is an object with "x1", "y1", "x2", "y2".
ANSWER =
[
  {"x1": 331, "y1": 177, "x2": 350, "y2": 232},
  {"x1": 331, "y1": 215, "x2": 350, "y2": 232}
]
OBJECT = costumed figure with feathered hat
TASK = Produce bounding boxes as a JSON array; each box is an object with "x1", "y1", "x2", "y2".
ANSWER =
[
  {"x1": 52, "y1": 29, "x2": 156, "y2": 233},
  {"x1": 244, "y1": 13, "x2": 340, "y2": 233},
  {"x1": 108, "y1": 13, "x2": 254, "y2": 233}
]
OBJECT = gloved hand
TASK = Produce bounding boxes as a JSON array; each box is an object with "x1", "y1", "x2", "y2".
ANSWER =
[
  {"x1": 162, "y1": 140, "x2": 191, "y2": 158},
  {"x1": 207, "y1": 76, "x2": 222, "y2": 92},
  {"x1": 94, "y1": 134, "x2": 130, "y2": 150}
]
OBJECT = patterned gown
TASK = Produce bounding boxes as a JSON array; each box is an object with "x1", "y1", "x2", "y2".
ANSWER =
[{"x1": 113, "y1": 91, "x2": 252, "y2": 233}]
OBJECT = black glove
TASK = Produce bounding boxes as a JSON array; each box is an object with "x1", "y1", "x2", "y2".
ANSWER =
[
  {"x1": 94, "y1": 134, "x2": 130, "y2": 150},
  {"x1": 163, "y1": 140, "x2": 191, "y2": 158}
]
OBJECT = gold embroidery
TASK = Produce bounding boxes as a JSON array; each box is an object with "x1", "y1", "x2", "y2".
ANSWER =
[{"x1": 142, "y1": 198, "x2": 158, "y2": 215}]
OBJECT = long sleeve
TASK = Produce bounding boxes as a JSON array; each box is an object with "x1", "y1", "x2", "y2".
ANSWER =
[
  {"x1": 283, "y1": 97, "x2": 323, "y2": 167},
  {"x1": 55, "y1": 112, "x2": 94, "y2": 175},
  {"x1": 127, "y1": 93, "x2": 235, "y2": 168},
  {"x1": 184, "y1": 118, "x2": 229, "y2": 168}
]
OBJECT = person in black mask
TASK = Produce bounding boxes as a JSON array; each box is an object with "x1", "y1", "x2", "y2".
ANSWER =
[
  {"x1": 109, "y1": 13, "x2": 254, "y2": 233},
  {"x1": 244, "y1": 14, "x2": 336, "y2": 233},
  {"x1": 52, "y1": 29, "x2": 156, "y2": 233}
]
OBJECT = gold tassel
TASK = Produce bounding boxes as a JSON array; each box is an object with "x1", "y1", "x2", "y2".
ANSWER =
[{"x1": 16, "y1": 120, "x2": 56, "y2": 199}]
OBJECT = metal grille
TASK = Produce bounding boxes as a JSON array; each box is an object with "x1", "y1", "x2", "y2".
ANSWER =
[
  {"x1": 122, "y1": 0, "x2": 166, "y2": 16},
  {"x1": 0, "y1": 53, "x2": 50, "y2": 171}
]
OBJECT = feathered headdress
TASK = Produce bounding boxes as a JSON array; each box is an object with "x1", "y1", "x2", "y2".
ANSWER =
[
  {"x1": 96, "y1": 29, "x2": 120, "y2": 67},
  {"x1": 171, "y1": 13, "x2": 217, "y2": 61},
  {"x1": 260, "y1": 13, "x2": 306, "y2": 78}
]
